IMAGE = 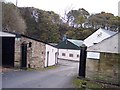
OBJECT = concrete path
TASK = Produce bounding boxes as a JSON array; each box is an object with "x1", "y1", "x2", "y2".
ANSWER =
[{"x1": 2, "y1": 60, "x2": 79, "y2": 88}]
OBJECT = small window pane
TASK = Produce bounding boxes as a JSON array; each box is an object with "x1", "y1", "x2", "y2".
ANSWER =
[
  {"x1": 62, "y1": 53, "x2": 65, "y2": 56},
  {"x1": 29, "y1": 42, "x2": 32, "y2": 47},
  {"x1": 69, "y1": 54, "x2": 73, "y2": 57}
]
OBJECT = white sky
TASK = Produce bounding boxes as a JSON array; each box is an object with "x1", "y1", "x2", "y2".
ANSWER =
[{"x1": 5, "y1": 0, "x2": 120, "y2": 16}]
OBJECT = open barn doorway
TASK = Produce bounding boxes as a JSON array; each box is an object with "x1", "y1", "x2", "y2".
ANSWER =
[{"x1": 2, "y1": 37, "x2": 15, "y2": 67}]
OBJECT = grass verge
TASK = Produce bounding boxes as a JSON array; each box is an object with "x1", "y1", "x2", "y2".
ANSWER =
[
  {"x1": 27, "y1": 65, "x2": 58, "y2": 71},
  {"x1": 73, "y1": 77, "x2": 103, "y2": 89}
]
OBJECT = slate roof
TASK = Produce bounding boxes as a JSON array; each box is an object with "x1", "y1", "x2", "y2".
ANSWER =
[{"x1": 56, "y1": 39, "x2": 83, "y2": 50}]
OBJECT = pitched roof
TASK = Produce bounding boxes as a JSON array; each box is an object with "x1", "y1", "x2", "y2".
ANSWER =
[
  {"x1": 2, "y1": 31, "x2": 56, "y2": 47},
  {"x1": 67, "y1": 39, "x2": 83, "y2": 47},
  {"x1": 56, "y1": 39, "x2": 83, "y2": 50},
  {"x1": 84, "y1": 28, "x2": 117, "y2": 47},
  {"x1": 100, "y1": 28, "x2": 117, "y2": 36},
  {"x1": 0, "y1": 31, "x2": 15, "y2": 37},
  {"x1": 87, "y1": 32, "x2": 120, "y2": 53}
]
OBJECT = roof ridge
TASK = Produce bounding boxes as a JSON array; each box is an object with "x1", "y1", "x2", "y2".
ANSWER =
[
  {"x1": 88, "y1": 32, "x2": 119, "y2": 49},
  {"x1": 67, "y1": 39, "x2": 83, "y2": 47}
]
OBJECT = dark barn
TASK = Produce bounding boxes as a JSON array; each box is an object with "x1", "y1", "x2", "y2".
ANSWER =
[{"x1": 1, "y1": 31, "x2": 15, "y2": 67}]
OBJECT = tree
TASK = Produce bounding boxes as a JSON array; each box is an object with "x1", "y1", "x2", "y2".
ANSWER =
[
  {"x1": 87, "y1": 12, "x2": 119, "y2": 30},
  {"x1": 66, "y1": 8, "x2": 90, "y2": 28},
  {"x1": 19, "y1": 7, "x2": 62, "y2": 43},
  {"x1": 76, "y1": 15, "x2": 85, "y2": 28},
  {"x1": 3, "y1": 2, "x2": 26, "y2": 34}
]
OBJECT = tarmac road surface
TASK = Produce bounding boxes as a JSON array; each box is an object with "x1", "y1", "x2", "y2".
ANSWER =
[{"x1": 2, "y1": 59, "x2": 79, "y2": 88}]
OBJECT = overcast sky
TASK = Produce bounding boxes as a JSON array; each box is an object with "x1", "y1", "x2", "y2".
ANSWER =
[{"x1": 5, "y1": 0, "x2": 120, "y2": 16}]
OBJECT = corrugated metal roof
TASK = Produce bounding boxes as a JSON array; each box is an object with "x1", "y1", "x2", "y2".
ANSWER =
[{"x1": 0, "y1": 31, "x2": 15, "y2": 37}]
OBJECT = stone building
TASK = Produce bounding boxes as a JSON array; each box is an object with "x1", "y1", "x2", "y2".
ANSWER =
[
  {"x1": 86, "y1": 32, "x2": 120, "y2": 85},
  {"x1": 14, "y1": 34, "x2": 46, "y2": 69}
]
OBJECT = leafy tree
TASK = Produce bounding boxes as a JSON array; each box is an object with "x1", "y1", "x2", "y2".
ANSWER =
[
  {"x1": 87, "y1": 12, "x2": 119, "y2": 31},
  {"x1": 19, "y1": 7, "x2": 62, "y2": 43},
  {"x1": 2, "y1": 2, "x2": 26, "y2": 34},
  {"x1": 3, "y1": 2, "x2": 119, "y2": 43},
  {"x1": 66, "y1": 8, "x2": 90, "y2": 28}
]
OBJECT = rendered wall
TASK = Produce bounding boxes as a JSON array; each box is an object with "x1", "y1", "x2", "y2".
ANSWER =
[
  {"x1": 58, "y1": 49, "x2": 80, "y2": 61},
  {"x1": 45, "y1": 45, "x2": 58, "y2": 67}
]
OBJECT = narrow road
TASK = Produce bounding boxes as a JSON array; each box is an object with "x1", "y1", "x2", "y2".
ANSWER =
[{"x1": 2, "y1": 60, "x2": 79, "y2": 88}]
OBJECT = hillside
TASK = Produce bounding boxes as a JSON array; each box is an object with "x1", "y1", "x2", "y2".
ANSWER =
[{"x1": 2, "y1": 2, "x2": 119, "y2": 43}]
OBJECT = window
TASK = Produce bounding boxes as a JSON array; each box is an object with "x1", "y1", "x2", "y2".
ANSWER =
[
  {"x1": 93, "y1": 43, "x2": 97, "y2": 45},
  {"x1": 62, "y1": 53, "x2": 65, "y2": 56},
  {"x1": 29, "y1": 42, "x2": 32, "y2": 47},
  {"x1": 77, "y1": 55, "x2": 79, "y2": 58},
  {"x1": 69, "y1": 54, "x2": 73, "y2": 57}
]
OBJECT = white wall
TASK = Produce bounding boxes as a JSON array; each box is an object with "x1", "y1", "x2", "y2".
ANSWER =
[
  {"x1": 84, "y1": 28, "x2": 116, "y2": 47},
  {"x1": 58, "y1": 49, "x2": 80, "y2": 61},
  {"x1": 45, "y1": 44, "x2": 58, "y2": 67},
  {"x1": 84, "y1": 28, "x2": 117, "y2": 59},
  {"x1": 87, "y1": 52, "x2": 100, "y2": 59},
  {"x1": 87, "y1": 33, "x2": 120, "y2": 54}
]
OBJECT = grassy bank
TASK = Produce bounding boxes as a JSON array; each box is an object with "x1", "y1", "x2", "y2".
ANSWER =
[{"x1": 72, "y1": 77, "x2": 120, "y2": 89}]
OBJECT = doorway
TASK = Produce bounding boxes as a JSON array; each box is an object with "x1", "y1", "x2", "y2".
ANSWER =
[
  {"x1": 47, "y1": 51, "x2": 49, "y2": 67},
  {"x1": 2, "y1": 37, "x2": 15, "y2": 67},
  {"x1": 21, "y1": 43, "x2": 27, "y2": 68}
]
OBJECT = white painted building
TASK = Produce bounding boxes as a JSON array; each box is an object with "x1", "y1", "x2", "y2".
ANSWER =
[
  {"x1": 0, "y1": 31, "x2": 16, "y2": 37},
  {"x1": 45, "y1": 44, "x2": 58, "y2": 67},
  {"x1": 87, "y1": 32, "x2": 120, "y2": 54},
  {"x1": 58, "y1": 49, "x2": 80, "y2": 61},
  {"x1": 57, "y1": 39, "x2": 83, "y2": 61},
  {"x1": 83, "y1": 28, "x2": 117, "y2": 59},
  {"x1": 84, "y1": 28, "x2": 117, "y2": 47}
]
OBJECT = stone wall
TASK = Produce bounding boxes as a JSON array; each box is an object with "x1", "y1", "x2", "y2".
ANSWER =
[
  {"x1": 86, "y1": 52, "x2": 120, "y2": 85},
  {"x1": 14, "y1": 36, "x2": 46, "y2": 69}
]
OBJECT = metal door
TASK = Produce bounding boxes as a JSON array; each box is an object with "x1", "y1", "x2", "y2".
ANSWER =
[{"x1": 21, "y1": 43, "x2": 27, "y2": 68}]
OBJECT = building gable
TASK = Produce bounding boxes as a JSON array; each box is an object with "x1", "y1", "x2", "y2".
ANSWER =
[
  {"x1": 87, "y1": 32, "x2": 120, "y2": 53},
  {"x1": 84, "y1": 28, "x2": 117, "y2": 47},
  {"x1": 56, "y1": 40, "x2": 80, "y2": 50}
]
